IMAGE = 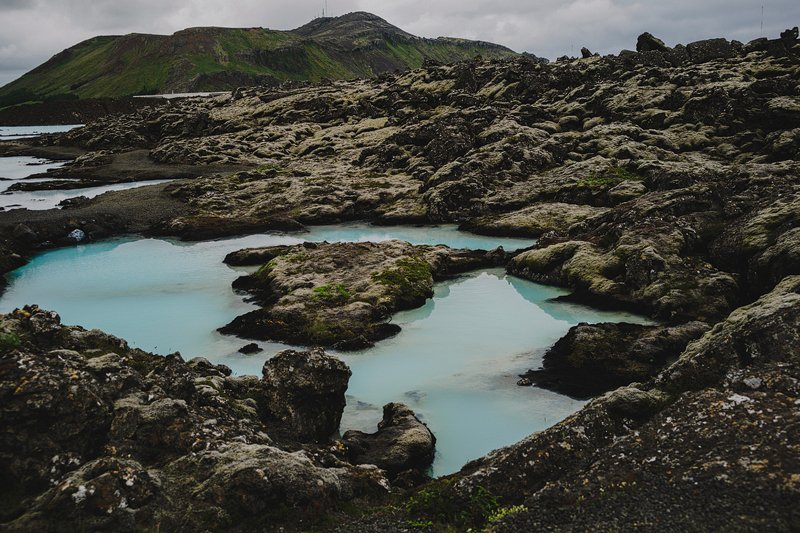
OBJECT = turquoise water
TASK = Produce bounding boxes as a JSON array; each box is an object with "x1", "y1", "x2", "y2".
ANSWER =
[
  {"x1": 303, "y1": 222, "x2": 532, "y2": 250},
  {"x1": 0, "y1": 225, "x2": 650, "y2": 474}
]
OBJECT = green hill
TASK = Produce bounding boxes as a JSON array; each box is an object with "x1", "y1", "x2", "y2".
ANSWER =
[{"x1": 0, "y1": 12, "x2": 517, "y2": 107}]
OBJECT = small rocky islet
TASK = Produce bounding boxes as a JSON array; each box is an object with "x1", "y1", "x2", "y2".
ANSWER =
[{"x1": 0, "y1": 24, "x2": 799, "y2": 532}]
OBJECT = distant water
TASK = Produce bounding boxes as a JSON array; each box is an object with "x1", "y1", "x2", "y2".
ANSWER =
[
  {"x1": 0, "y1": 124, "x2": 82, "y2": 140},
  {"x1": 302, "y1": 222, "x2": 533, "y2": 251},
  {"x1": 0, "y1": 179, "x2": 174, "y2": 211},
  {"x1": 0, "y1": 225, "x2": 651, "y2": 474},
  {"x1": 0, "y1": 156, "x2": 65, "y2": 180},
  {"x1": 133, "y1": 92, "x2": 228, "y2": 100},
  {"x1": 0, "y1": 155, "x2": 172, "y2": 210}
]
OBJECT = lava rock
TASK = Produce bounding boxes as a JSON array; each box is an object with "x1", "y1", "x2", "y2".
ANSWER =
[
  {"x1": 342, "y1": 402, "x2": 436, "y2": 478},
  {"x1": 687, "y1": 38, "x2": 733, "y2": 63},
  {"x1": 238, "y1": 342, "x2": 262, "y2": 354},
  {"x1": 523, "y1": 321, "x2": 709, "y2": 398},
  {"x1": 636, "y1": 32, "x2": 669, "y2": 53},
  {"x1": 262, "y1": 348, "x2": 351, "y2": 442}
]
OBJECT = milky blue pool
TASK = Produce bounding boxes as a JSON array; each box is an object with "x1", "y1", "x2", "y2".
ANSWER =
[{"x1": 0, "y1": 224, "x2": 651, "y2": 475}]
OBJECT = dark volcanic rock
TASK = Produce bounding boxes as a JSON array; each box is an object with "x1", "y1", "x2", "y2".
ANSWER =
[
  {"x1": 687, "y1": 38, "x2": 734, "y2": 63},
  {"x1": 238, "y1": 342, "x2": 262, "y2": 354},
  {"x1": 223, "y1": 244, "x2": 296, "y2": 266},
  {"x1": 262, "y1": 348, "x2": 351, "y2": 442},
  {"x1": 636, "y1": 32, "x2": 669, "y2": 53},
  {"x1": 0, "y1": 306, "x2": 388, "y2": 531},
  {"x1": 522, "y1": 321, "x2": 709, "y2": 398},
  {"x1": 343, "y1": 402, "x2": 436, "y2": 479},
  {"x1": 452, "y1": 276, "x2": 800, "y2": 531}
]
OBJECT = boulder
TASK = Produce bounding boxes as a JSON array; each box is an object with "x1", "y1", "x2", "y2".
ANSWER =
[
  {"x1": 342, "y1": 403, "x2": 435, "y2": 478},
  {"x1": 687, "y1": 38, "x2": 734, "y2": 63},
  {"x1": 522, "y1": 321, "x2": 709, "y2": 398},
  {"x1": 222, "y1": 241, "x2": 490, "y2": 349},
  {"x1": 657, "y1": 275, "x2": 800, "y2": 392},
  {"x1": 238, "y1": 342, "x2": 262, "y2": 354},
  {"x1": 166, "y1": 443, "x2": 388, "y2": 525},
  {"x1": 780, "y1": 26, "x2": 798, "y2": 44},
  {"x1": 262, "y1": 348, "x2": 351, "y2": 442},
  {"x1": 636, "y1": 32, "x2": 669, "y2": 53}
]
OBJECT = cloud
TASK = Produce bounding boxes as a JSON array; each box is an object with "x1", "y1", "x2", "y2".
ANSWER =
[{"x1": 0, "y1": 0, "x2": 798, "y2": 86}]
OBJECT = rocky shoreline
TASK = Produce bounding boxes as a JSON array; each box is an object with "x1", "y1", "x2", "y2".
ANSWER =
[
  {"x1": 0, "y1": 26, "x2": 799, "y2": 531},
  {"x1": 0, "y1": 306, "x2": 436, "y2": 531}
]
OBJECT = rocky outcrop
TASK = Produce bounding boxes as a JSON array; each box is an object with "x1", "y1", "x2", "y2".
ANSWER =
[
  {"x1": 262, "y1": 348, "x2": 351, "y2": 442},
  {"x1": 455, "y1": 276, "x2": 800, "y2": 530},
  {"x1": 337, "y1": 277, "x2": 800, "y2": 531},
  {"x1": 520, "y1": 321, "x2": 709, "y2": 398},
  {"x1": 636, "y1": 32, "x2": 669, "y2": 53},
  {"x1": 461, "y1": 203, "x2": 607, "y2": 238},
  {"x1": 0, "y1": 306, "x2": 392, "y2": 531},
  {"x1": 343, "y1": 403, "x2": 436, "y2": 479},
  {"x1": 221, "y1": 240, "x2": 499, "y2": 349}
]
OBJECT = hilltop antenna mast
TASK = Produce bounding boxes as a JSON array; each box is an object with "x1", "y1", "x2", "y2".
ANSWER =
[{"x1": 760, "y1": 5, "x2": 764, "y2": 36}]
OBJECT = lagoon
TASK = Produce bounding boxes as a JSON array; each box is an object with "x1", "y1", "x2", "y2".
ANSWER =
[{"x1": 0, "y1": 224, "x2": 650, "y2": 474}]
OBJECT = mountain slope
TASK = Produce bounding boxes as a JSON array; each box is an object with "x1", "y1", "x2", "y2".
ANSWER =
[{"x1": 0, "y1": 12, "x2": 517, "y2": 106}]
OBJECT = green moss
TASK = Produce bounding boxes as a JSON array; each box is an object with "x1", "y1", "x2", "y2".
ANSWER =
[
  {"x1": 488, "y1": 504, "x2": 528, "y2": 523},
  {"x1": 312, "y1": 283, "x2": 352, "y2": 304},
  {"x1": 577, "y1": 166, "x2": 644, "y2": 189},
  {"x1": 404, "y1": 479, "x2": 500, "y2": 529},
  {"x1": 255, "y1": 162, "x2": 289, "y2": 174},
  {"x1": 254, "y1": 258, "x2": 279, "y2": 282},
  {"x1": 306, "y1": 318, "x2": 356, "y2": 344},
  {"x1": 284, "y1": 252, "x2": 309, "y2": 264},
  {"x1": 0, "y1": 332, "x2": 21, "y2": 354},
  {"x1": 405, "y1": 519, "x2": 434, "y2": 529},
  {"x1": 372, "y1": 257, "x2": 432, "y2": 295}
]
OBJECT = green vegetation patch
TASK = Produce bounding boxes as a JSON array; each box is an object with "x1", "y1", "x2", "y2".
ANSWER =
[
  {"x1": 311, "y1": 283, "x2": 352, "y2": 304},
  {"x1": 404, "y1": 478, "x2": 501, "y2": 529},
  {"x1": 577, "y1": 166, "x2": 644, "y2": 189},
  {"x1": 254, "y1": 258, "x2": 280, "y2": 282},
  {"x1": 488, "y1": 504, "x2": 529, "y2": 524},
  {"x1": 372, "y1": 257, "x2": 432, "y2": 295},
  {"x1": 0, "y1": 332, "x2": 22, "y2": 354}
]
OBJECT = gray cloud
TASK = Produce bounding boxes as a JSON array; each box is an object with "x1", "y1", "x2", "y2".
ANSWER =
[{"x1": 0, "y1": 0, "x2": 798, "y2": 86}]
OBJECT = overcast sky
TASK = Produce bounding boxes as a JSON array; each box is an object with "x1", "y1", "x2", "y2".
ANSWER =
[{"x1": 1, "y1": 0, "x2": 798, "y2": 86}]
